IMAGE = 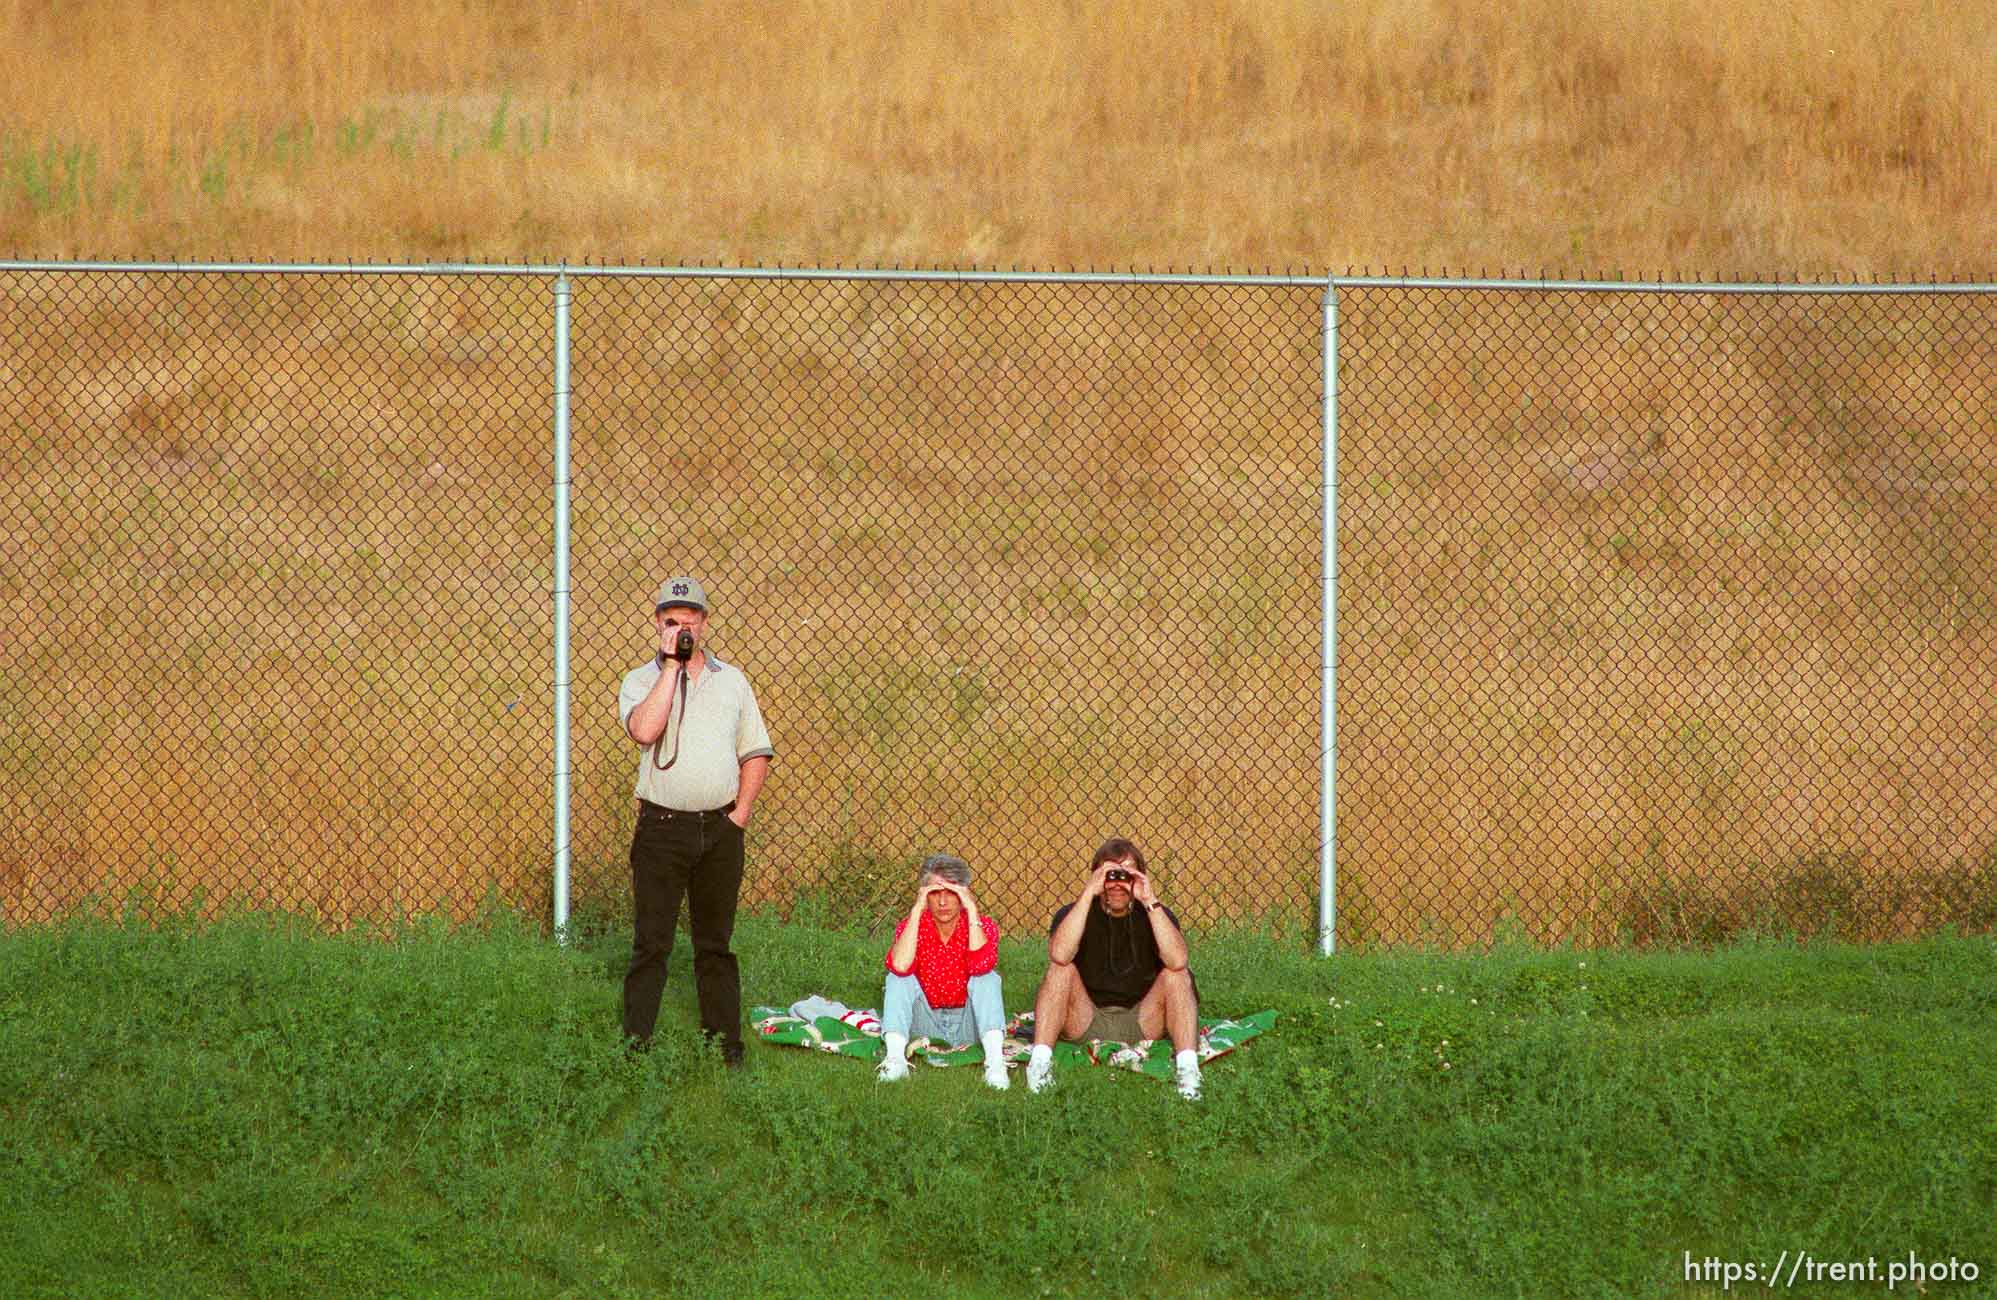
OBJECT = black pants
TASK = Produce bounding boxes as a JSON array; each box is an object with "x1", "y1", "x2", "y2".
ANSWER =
[{"x1": 622, "y1": 804, "x2": 746, "y2": 1058}]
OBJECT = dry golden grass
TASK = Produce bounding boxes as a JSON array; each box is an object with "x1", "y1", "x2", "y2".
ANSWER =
[
  {"x1": 1, "y1": 0, "x2": 1992, "y2": 272},
  {"x1": 3, "y1": 3, "x2": 1994, "y2": 939}
]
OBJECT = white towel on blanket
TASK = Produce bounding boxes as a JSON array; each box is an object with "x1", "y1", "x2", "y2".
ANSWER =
[{"x1": 786, "y1": 996, "x2": 882, "y2": 1036}]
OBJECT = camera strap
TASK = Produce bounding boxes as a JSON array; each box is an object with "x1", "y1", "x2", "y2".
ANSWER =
[
  {"x1": 649, "y1": 663, "x2": 691, "y2": 772},
  {"x1": 1100, "y1": 898, "x2": 1141, "y2": 977}
]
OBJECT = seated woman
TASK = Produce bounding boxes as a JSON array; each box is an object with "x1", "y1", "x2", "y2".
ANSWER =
[{"x1": 878, "y1": 853, "x2": 1009, "y2": 1089}]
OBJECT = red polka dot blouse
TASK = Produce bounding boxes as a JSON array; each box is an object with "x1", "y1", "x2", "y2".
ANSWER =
[{"x1": 884, "y1": 911, "x2": 1000, "y2": 1010}]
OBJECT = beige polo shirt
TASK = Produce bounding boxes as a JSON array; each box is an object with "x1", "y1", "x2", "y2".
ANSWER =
[{"x1": 618, "y1": 653, "x2": 775, "y2": 811}]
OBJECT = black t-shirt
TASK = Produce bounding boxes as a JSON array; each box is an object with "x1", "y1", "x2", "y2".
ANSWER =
[{"x1": 1049, "y1": 899, "x2": 1187, "y2": 1009}]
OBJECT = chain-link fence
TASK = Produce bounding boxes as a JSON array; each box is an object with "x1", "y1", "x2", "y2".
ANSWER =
[
  {"x1": 1, "y1": 271, "x2": 555, "y2": 926},
  {"x1": 1338, "y1": 284, "x2": 1997, "y2": 946},
  {"x1": 564, "y1": 275, "x2": 1323, "y2": 937},
  {"x1": 3, "y1": 266, "x2": 1994, "y2": 945}
]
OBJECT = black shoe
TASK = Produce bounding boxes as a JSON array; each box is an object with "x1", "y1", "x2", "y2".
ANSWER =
[{"x1": 703, "y1": 1027, "x2": 746, "y2": 1068}]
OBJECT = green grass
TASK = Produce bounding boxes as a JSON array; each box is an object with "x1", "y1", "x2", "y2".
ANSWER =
[
  {"x1": 2, "y1": 908, "x2": 1994, "y2": 1298},
  {"x1": 0, "y1": 101, "x2": 557, "y2": 217}
]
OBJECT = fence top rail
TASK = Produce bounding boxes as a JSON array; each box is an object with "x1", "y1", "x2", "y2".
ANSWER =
[{"x1": 0, "y1": 260, "x2": 1994, "y2": 293}]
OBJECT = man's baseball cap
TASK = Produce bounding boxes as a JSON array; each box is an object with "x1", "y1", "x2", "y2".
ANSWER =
[{"x1": 654, "y1": 576, "x2": 709, "y2": 612}]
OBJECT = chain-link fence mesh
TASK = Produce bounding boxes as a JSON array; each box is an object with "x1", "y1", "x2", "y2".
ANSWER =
[
  {"x1": 4, "y1": 269, "x2": 1994, "y2": 944},
  {"x1": 565, "y1": 277, "x2": 1322, "y2": 934},
  {"x1": 1, "y1": 271, "x2": 554, "y2": 924},
  {"x1": 1338, "y1": 287, "x2": 1997, "y2": 945}
]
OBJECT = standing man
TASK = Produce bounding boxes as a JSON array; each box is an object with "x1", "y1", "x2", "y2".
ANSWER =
[
  {"x1": 618, "y1": 575, "x2": 774, "y2": 1065},
  {"x1": 1023, "y1": 838, "x2": 1202, "y2": 1099}
]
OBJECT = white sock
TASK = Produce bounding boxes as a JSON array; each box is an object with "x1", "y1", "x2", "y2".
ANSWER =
[
  {"x1": 883, "y1": 1032, "x2": 908, "y2": 1064},
  {"x1": 1175, "y1": 1048, "x2": 1198, "y2": 1071},
  {"x1": 1029, "y1": 1043, "x2": 1053, "y2": 1068},
  {"x1": 981, "y1": 1030, "x2": 1005, "y2": 1063}
]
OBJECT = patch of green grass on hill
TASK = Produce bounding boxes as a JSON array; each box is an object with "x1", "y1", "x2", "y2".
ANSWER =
[{"x1": 2, "y1": 906, "x2": 1992, "y2": 1297}]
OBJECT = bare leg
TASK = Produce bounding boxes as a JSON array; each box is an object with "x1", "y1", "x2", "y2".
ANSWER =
[
  {"x1": 1136, "y1": 968, "x2": 1199, "y2": 1054},
  {"x1": 1032, "y1": 962, "x2": 1096, "y2": 1046}
]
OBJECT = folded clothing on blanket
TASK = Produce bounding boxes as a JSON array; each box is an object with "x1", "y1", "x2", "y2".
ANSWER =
[
  {"x1": 786, "y1": 996, "x2": 881, "y2": 1036},
  {"x1": 752, "y1": 998, "x2": 1275, "y2": 1079},
  {"x1": 755, "y1": 998, "x2": 888, "y2": 1060}
]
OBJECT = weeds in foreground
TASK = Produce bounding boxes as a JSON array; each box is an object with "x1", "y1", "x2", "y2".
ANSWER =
[
  {"x1": 2, "y1": 910, "x2": 1992, "y2": 1297},
  {"x1": 1605, "y1": 847, "x2": 1997, "y2": 949}
]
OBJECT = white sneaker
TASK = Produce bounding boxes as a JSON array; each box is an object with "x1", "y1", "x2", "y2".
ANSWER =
[
  {"x1": 877, "y1": 1055, "x2": 909, "y2": 1083},
  {"x1": 983, "y1": 1061, "x2": 1011, "y2": 1091},
  {"x1": 1175, "y1": 1060, "x2": 1202, "y2": 1101},
  {"x1": 1025, "y1": 1054, "x2": 1053, "y2": 1094}
]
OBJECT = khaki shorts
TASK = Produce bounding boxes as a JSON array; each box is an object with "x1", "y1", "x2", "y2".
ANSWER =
[{"x1": 1078, "y1": 1003, "x2": 1146, "y2": 1043}]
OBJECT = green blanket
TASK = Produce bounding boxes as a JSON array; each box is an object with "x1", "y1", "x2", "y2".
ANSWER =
[{"x1": 750, "y1": 1001, "x2": 1275, "y2": 1082}]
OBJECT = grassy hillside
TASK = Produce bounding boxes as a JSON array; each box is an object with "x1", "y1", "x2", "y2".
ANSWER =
[
  {"x1": 1, "y1": 0, "x2": 1992, "y2": 271},
  {"x1": 3, "y1": 909, "x2": 1993, "y2": 1297}
]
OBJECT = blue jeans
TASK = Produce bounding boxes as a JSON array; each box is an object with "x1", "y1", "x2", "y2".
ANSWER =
[{"x1": 881, "y1": 971, "x2": 1005, "y2": 1047}]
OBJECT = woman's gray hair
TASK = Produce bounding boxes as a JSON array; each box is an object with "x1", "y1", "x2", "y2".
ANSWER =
[{"x1": 918, "y1": 853, "x2": 972, "y2": 887}]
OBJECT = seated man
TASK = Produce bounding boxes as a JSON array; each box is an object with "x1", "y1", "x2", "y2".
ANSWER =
[
  {"x1": 877, "y1": 853, "x2": 1010, "y2": 1090},
  {"x1": 1024, "y1": 838, "x2": 1201, "y2": 1100}
]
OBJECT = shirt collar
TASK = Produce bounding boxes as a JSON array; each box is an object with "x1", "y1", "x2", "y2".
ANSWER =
[{"x1": 646, "y1": 651, "x2": 733, "y2": 678}]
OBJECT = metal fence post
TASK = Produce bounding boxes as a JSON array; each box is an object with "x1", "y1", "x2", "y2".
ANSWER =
[
  {"x1": 552, "y1": 272, "x2": 574, "y2": 942},
  {"x1": 1319, "y1": 279, "x2": 1340, "y2": 956}
]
